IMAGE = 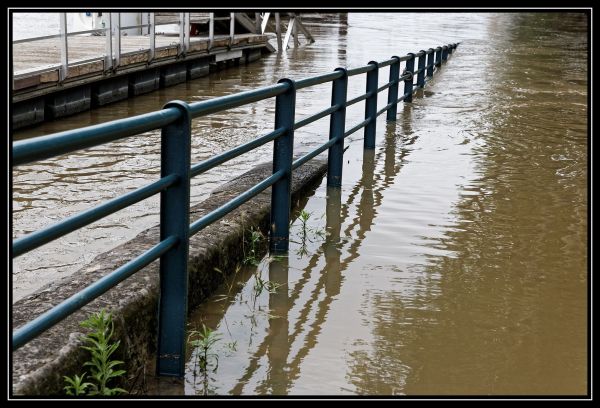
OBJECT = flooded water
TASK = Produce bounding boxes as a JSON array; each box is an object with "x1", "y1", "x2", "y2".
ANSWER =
[{"x1": 11, "y1": 13, "x2": 588, "y2": 395}]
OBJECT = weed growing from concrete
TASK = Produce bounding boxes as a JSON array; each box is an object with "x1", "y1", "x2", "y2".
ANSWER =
[{"x1": 63, "y1": 309, "x2": 127, "y2": 396}]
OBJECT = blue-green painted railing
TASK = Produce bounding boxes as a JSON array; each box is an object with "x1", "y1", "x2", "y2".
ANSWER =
[{"x1": 12, "y1": 43, "x2": 459, "y2": 377}]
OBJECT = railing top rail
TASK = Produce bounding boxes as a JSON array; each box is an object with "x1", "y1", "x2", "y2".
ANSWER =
[{"x1": 12, "y1": 108, "x2": 180, "y2": 166}]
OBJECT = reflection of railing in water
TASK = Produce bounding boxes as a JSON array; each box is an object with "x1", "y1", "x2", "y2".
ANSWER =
[
  {"x1": 228, "y1": 124, "x2": 417, "y2": 393},
  {"x1": 12, "y1": 41, "x2": 459, "y2": 378}
]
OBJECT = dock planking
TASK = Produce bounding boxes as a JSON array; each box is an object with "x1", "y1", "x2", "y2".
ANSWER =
[{"x1": 12, "y1": 33, "x2": 270, "y2": 101}]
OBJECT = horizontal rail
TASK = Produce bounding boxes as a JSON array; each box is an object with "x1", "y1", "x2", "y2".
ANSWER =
[
  {"x1": 344, "y1": 118, "x2": 371, "y2": 139},
  {"x1": 296, "y1": 71, "x2": 344, "y2": 90},
  {"x1": 188, "y1": 83, "x2": 289, "y2": 118},
  {"x1": 189, "y1": 169, "x2": 285, "y2": 236},
  {"x1": 376, "y1": 101, "x2": 396, "y2": 118},
  {"x1": 347, "y1": 64, "x2": 376, "y2": 77},
  {"x1": 190, "y1": 127, "x2": 285, "y2": 178},
  {"x1": 294, "y1": 104, "x2": 341, "y2": 130},
  {"x1": 345, "y1": 92, "x2": 371, "y2": 108},
  {"x1": 377, "y1": 58, "x2": 397, "y2": 68},
  {"x1": 292, "y1": 137, "x2": 338, "y2": 170},
  {"x1": 12, "y1": 108, "x2": 180, "y2": 166},
  {"x1": 12, "y1": 235, "x2": 179, "y2": 349},
  {"x1": 377, "y1": 80, "x2": 396, "y2": 93},
  {"x1": 12, "y1": 174, "x2": 179, "y2": 258},
  {"x1": 12, "y1": 28, "x2": 108, "y2": 44}
]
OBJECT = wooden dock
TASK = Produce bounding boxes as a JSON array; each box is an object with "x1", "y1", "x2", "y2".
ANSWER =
[
  {"x1": 11, "y1": 32, "x2": 270, "y2": 129},
  {"x1": 13, "y1": 33, "x2": 269, "y2": 100}
]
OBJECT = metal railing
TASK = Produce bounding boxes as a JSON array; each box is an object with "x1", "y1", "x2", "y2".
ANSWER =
[
  {"x1": 12, "y1": 12, "x2": 257, "y2": 82},
  {"x1": 11, "y1": 42, "x2": 459, "y2": 377}
]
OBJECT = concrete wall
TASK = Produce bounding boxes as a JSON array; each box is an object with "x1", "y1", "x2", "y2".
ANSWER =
[{"x1": 11, "y1": 158, "x2": 327, "y2": 396}]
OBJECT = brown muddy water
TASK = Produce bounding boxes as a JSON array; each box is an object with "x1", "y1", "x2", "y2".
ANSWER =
[{"x1": 11, "y1": 13, "x2": 588, "y2": 395}]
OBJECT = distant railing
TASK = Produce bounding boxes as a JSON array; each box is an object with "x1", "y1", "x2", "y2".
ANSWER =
[
  {"x1": 11, "y1": 42, "x2": 459, "y2": 377},
  {"x1": 12, "y1": 12, "x2": 263, "y2": 82}
]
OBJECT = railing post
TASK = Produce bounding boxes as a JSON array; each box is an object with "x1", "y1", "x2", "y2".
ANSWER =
[
  {"x1": 113, "y1": 13, "x2": 121, "y2": 69},
  {"x1": 327, "y1": 68, "x2": 348, "y2": 187},
  {"x1": 364, "y1": 61, "x2": 379, "y2": 149},
  {"x1": 417, "y1": 50, "x2": 426, "y2": 88},
  {"x1": 442, "y1": 45, "x2": 449, "y2": 62},
  {"x1": 435, "y1": 46, "x2": 442, "y2": 67},
  {"x1": 156, "y1": 100, "x2": 192, "y2": 377},
  {"x1": 209, "y1": 12, "x2": 214, "y2": 50},
  {"x1": 426, "y1": 48, "x2": 434, "y2": 78},
  {"x1": 149, "y1": 12, "x2": 155, "y2": 63},
  {"x1": 403, "y1": 53, "x2": 415, "y2": 103},
  {"x1": 386, "y1": 56, "x2": 401, "y2": 122},
  {"x1": 275, "y1": 13, "x2": 282, "y2": 52},
  {"x1": 105, "y1": 13, "x2": 113, "y2": 71},
  {"x1": 179, "y1": 12, "x2": 185, "y2": 56},
  {"x1": 59, "y1": 13, "x2": 68, "y2": 82},
  {"x1": 230, "y1": 12, "x2": 235, "y2": 47},
  {"x1": 270, "y1": 78, "x2": 296, "y2": 253}
]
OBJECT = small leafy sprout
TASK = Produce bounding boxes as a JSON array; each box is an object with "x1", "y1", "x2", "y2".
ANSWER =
[
  {"x1": 188, "y1": 324, "x2": 222, "y2": 375},
  {"x1": 243, "y1": 227, "x2": 264, "y2": 266},
  {"x1": 63, "y1": 309, "x2": 127, "y2": 396}
]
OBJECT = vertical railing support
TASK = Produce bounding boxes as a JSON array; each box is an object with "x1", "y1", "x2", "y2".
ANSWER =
[
  {"x1": 149, "y1": 13, "x2": 155, "y2": 63},
  {"x1": 386, "y1": 56, "x2": 401, "y2": 122},
  {"x1": 156, "y1": 100, "x2": 192, "y2": 377},
  {"x1": 275, "y1": 13, "x2": 282, "y2": 52},
  {"x1": 442, "y1": 45, "x2": 449, "y2": 62},
  {"x1": 364, "y1": 61, "x2": 379, "y2": 149},
  {"x1": 270, "y1": 78, "x2": 296, "y2": 253},
  {"x1": 403, "y1": 53, "x2": 415, "y2": 103},
  {"x1": 209, "y1": 12, "x2": 214, "y2": 50},
  {"x1": 426, "y1": 48, "x2": 434, "y2": 78},
  {"x1": 229, "y1": 12, "x2": 235, "y2": 47},
  {"x1": 105, "y1": 12, "x2": 113, "y2": 71},
  {"x1": 435, "y1": 46, "x2": 442, "y2": 67},
  {"x1": 113, "y1": 13, "x2": 121, "y2": 69},
  {"x1": 184, "y1": 13, "x2": 190, "y2": 54},
  {"x1": 59, "y1": 13, "x2": 68, "y2": 82},
  {"x1": 179, "y1": 13, "x2": 185, "y2": 56},
  {"x1": 417, "y1": 50, "x2": 426, "y2": 88},
  {"x1": 327, "y1": 68, "x2": 348, "y2": 187}
]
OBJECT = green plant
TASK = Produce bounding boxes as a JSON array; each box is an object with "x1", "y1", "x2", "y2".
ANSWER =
[
  {"x1": 243, "y1": 227, "x2": 264, "y2": 266},
  {"x1": 188, "y1": 324, "x2": 222, "y2": 375},
  {"x1": 64, "y1": 309, "x2": 127, "y2": 396},
  {"x1": 64, "y1": 373, "x2": 92, "y2": 396}
]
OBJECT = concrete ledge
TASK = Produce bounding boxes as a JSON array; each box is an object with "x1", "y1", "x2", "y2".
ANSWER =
[{"x1": 12, "y1": 158, "x2": 327, "y2": 395}]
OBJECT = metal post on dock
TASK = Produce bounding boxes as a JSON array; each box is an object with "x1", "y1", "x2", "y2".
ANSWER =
[
  {"x1": 275, "y1": 13, "x2": 283, "y2": 52},
  {"x1": 105, "y1": 13, "x2": 113, "y2": 70},
  {"x1": 149, "y1": 13, "x2": 155, "y2": 63},
  {"x1": 364, "y1": 61, "x2": 379, "y2": 149},
  {"x1": 157, "y1": 100, "x2": 192, "y2": 377},
  {"x1": 386, "y1": 56, "x2": 401, "y2": 121},
  {"x1": 113, "y1": 13, "x2": 121, "y2": 69},
  {"x1": 417, "y1": 50, "x2": 426, "y2": 88},
  {"x1": 327, "y1": 68, "x2": 348, "y2": 187},
  {"x1": 59, "y1": 13, "x2": 68, "y2": 82},
  {"x1": 230, "y1": 12, "x2": 235, "y2": 47},
  {"x1": 209, "y1": 13, "x2": 214, "y2": 50},
  {"x1": 184, "y1": 13, "x2": 190, "y2": 54},
  {"x1": 270, "y1": 79, "x2": 296, "y2": 253},
  {"x1": 403, "y1": 53, "x2": 415, "y2": 103}
]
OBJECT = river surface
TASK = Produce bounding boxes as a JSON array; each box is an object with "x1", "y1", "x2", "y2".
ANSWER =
[{"x1": 11, "y1": 12, "x2": 588, "y2": 395}]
